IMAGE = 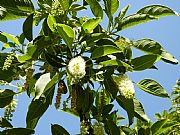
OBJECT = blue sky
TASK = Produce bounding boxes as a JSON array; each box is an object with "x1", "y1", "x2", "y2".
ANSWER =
[{"x1": 0, "y1": 0, "x2": 180, "y2": 134}]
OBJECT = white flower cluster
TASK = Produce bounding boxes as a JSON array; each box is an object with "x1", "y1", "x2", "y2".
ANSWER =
[
  {"x1": 117, "y1": 74, "x2": 135, "y2": 99},
  {"x1": 68, "y1": 56, "x2": 86, "y2": 82}
]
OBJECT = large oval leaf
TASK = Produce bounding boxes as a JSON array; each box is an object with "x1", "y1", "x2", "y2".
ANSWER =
[
  {"x1": 1, "y1": 128, "x2": 35, "y2": 135},
  {"x1": 132, "y1": 54, "x2": 159, "y2": 71},
  {"x1": 0, "y1": 0, "x2": 34, "y2": 21},
  {"x1": 91, "y1": 45, "x2": 122, "y2": 59},
  {"x1": 56, "y1": 24, "x2": 75, "y2": 50},
  {"x1": 47, "y1": 14, "x2": 56, "y2": 32},
  {"x1": 85, "y1": 0, "x2": 103, "y2": 18},
  {"x1": 137, "y1": 79, "x2": 169, "y2": 98},
  {"x1": 82, "y1": 17, "x2": 102, "y2": 33},
  {"x1": 117, "y1": 14, "x2": 157, "y2": 30},
  {"x1": 137, "y1": 5, "x2": 177, "y2": 17}
]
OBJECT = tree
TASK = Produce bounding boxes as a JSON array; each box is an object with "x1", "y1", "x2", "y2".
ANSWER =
[{"x1": 0, "y1": 0, "x2": 179, "y2": 134}]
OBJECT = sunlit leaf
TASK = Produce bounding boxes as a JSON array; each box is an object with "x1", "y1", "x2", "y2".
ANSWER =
[
  {"x1": 132, "y1": 54, "x2": 159, "y2": 71},
  {"x1": 58, "y1": 0, "x2": 71, "y2": 11},
  {"x1": 82, "y1": 17, "x2": 102, "y2": 33},
  {"x1": 137, "y1": 79, "x2": 169, "y2": 98},
  {"x1": 117, "y1": 14, "x2": 157, "y2": 30},
  {"x1": 151, "y1": 119, "x2": 167, "y2": 135},
  {"x1": 137, "y1": 5, "x2": 177, "y2": 17},
  {"x1": 56, "y1": 24, "x2": 75, "y2": 50},
  {"x1": 161, "y1": 50, "x2": 179, "y2": 64},
  {"x1": 51, "y1": 124, "x2": 70, "y2": 135},
  {"x1": 47, "y1": 14, "x2": 56, "y2": 32},
  {"x1": 116, "y1": 5, "x2": 130, "y2": 21},
  {"x1": 1, "y1": 32, "x2": 20, "y2": 45},
  {"x1": 91, "y1": 45, "x2": 122, "y2": 59},
  {"x1": 85, "y1": 0, "x2": 103, "y2": 18}
]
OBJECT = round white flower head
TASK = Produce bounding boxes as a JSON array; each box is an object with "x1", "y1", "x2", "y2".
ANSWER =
[
  {"x1": 117, "y1": 74, "x2": 135, "y2": 99},
  {"x1": 68, "y1": 56, "x2": 86, "y2": 80}
]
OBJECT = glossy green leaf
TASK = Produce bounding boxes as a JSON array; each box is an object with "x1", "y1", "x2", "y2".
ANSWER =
[
  {"x1": 82, "y1": 17, "x2": 102, "y2": 33},
  {"x1": 103, "y1": 0, "x2": 119, "y2": 19},
  {"x1": 132, "y1": 54, "x2": 159, "y2": 71},
  {"x1": 58, "y1": 0, "x2": 71, "y2": 11},
  {"x1": 161, "y1": 50, "x2": 179, "y2": 64},
  {"x1": 91, "y1": 45, "x2": 122, "y2": 59},
  {"x1": 151, "y1": 119, "x2": 167, "y2": 135},
  {"x1": 56, "y1": 24, "x2": 75, "y2": 50},
  {"x1": 133, "y1": 98, "x2": 150, "y2": 122},
  {"x1": 0, "y1": 89, "x2": 16, "y2": 108},
  {"x1": 85, "y1": 0, "x2": 103, "y2": 18},
  {"x1": 16, "y1": 44, "x2": 37, "y2": 63},
  {"x1": 116, "y1": 95, "x2": 134, "y2": 125},
  {"x1": 116, "y1": 5, "x2": 130, "y2": 21},
  {"x1": 0, "y1": 117, "x2": 13, "y2": 128},
  {"x1": 23, "y1": 13, "x2": 33, "y2": 41},
  {"x1": 1, "y1": 128, "x2": 35, "y2": 135},
  {"x1": 100, "y1": 59, "x2": 133, "y2": 71},
  {"x1": 137, "y1": 79, "x2": 169, "y2": 98},
  {"x1": 1, "y1": 32, "x2": 20, "y2": 45},
  {"x1": 47, "y1": 14, "x2": 56, "y2": 32},
  {"x1": 51, "y1": 124, "x2": 70, "y2": 135},
  {"x1": 137, "y1": 5, "x2": 177, "y2": 17},
  {"x1": 134, "y1": 39, "x2": 178, "y2": 64},
  {"x1": 0, "y1": 0, "x2": 34, "y2": 21},
  {"x1": 117, "y1": 14, "x2": 157, "y2": 30}
]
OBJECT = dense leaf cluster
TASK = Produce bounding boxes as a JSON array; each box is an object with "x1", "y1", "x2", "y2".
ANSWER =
[{"x1": 0, "y1": 0, "x2": 179, "y2": 134}]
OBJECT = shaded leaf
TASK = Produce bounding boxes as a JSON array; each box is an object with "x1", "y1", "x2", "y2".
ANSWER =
[
  {"x1": 137, "y1": 5, "x2": 177, "y2": 17},
  {"x1": 116, "y1": 95, "x2": 134, "y2": 125},
  {"x1": 91, "y1": 45, "x2": 122, "y2": 59},
  {"x1": 151, "y1": 119, "x2": 167, "y2": 135},
  {"x1": 137, "y1": 79, "x2": 169, "y2": 98},
  {"x1": 0, "y1": 89, "x2": 16, "y2": 108},
  {"x1": 133, "y1": 98, "x2": 150, "y2": 122},
  {"x1": 1, "y1": 128, "x2": 34, "y2": 135},
  {"x1": 51, "y1": 124, "x2": 70, "y2": 135},
  {"x1": 82, "y1": 17, "x2": 102, "y2": 33},
  {"x1": 23, "y1": 13, "x2": 33, "y2": 41},
  {"x1": 132, "y1": 54, "x2": 159, "y2": 71},
  {"x1": 85, "y1": 0, "x2": 103, "y2": 18},
  {"x1": 56, "y1": 24, "x2": 75, "y2": 51},
  {"x1": 0, "y1": 33, "x2": 7, "y2": 43},
  {"x1": 0, "y1": 117, "x2": 13, "y2": 128},
  {"x1": 0, "y1": 0, "x2": 34, "y2": 21},
  {"x1": 117, "y1": 14, "x2": 157, "y2": 30},
  {"x1": 104, "y1": 120, "x2": 120, "y2": 135}
]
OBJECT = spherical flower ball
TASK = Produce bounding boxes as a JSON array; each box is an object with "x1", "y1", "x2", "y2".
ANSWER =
[
  {"x1": 117, "y1": 74, "x2": 135, "y2": 99},
  {"x1": 68, "y1": 56, "x2": 86, "y2": 79}
]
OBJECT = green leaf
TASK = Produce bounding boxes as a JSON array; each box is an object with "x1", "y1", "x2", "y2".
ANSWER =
[
  {"x1": 16, "y1": 44, "x2": 37, "y2": 63},
  {"x1": 1, "y1": 32, "x2": 20, "y2": 45},
  {"x1": 103, "y1": 0, "x2": 119, "y2": 19},
  {"x1": 58, "y1": 0, "x2": 71, "y2": 11},
  {"x1": 91, "y1": 45, "x2": 122, "y2": 59},
  {"x1": 161, "y1": 50, "x2": 179, "y2": 64},
  {"x1": 51, "y1": 124, "x2": 70, "y2": 135},
  {"x1": 137, "y1": 5, "x2": 177, "y2": 17},
  {"x1": 137, "y1": 79, "x2": 169, "y2": 98},
  {"x1": 116, "y1": 95, "x2": 134, "y2": 125},
  {"x1": 151, "y1": 119, "x2": 167, "y2": 135},
  {"x1": 105, "y1": 120, "x2": 120, "y2": 135},
  {"x1": 85, "y1": 0, "x2": 103, "y2": 18},
  {"x1": 133, "y1": 98, "x2": 150, "y2": 122},
  {"x1": 23, "y1": 13, "x2": 34, "y2": 41},
  {"x1": 0, "y1": 0, "x2": 34, "y2": 21},
  {"x1": 0, "y1": 117, "x2": 13, "y2": 128},
  {"x1": 116, "y1": 5, "x2": 130, "y2": 21},
  {"x1": 132, "y1": 54, "x2": 159, "y2": 71},
  {"x1": 26, "y1": 97, "x2": 50, "y2": 129},
  {"x1": 56, "y1": 24, "x2": 75, "y2": 51},
  {"x1": 0, "y1": 33, "x2": 7, "y2": 43},
  {"x1": 47, "y1": 14, "x2": 56, "y2": 32},
  {"x1": 1, "y1": 128, "x2": 35, "y2": 135},
  {"x1": 100, "y1": 59, "x2": 133, "y2": 71},
  {"x1": 134, "y1": 39, "x2": 178, "y2": 64},
  {"x1": 0, "y1": 89, "x2": 16, "y2": 108},
  {"x1": 117, "y1": 14, "x2": 157, "y2": 30},
  {"x1": 82, "y1": 17, "x2": 102, "y2": 33}
]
